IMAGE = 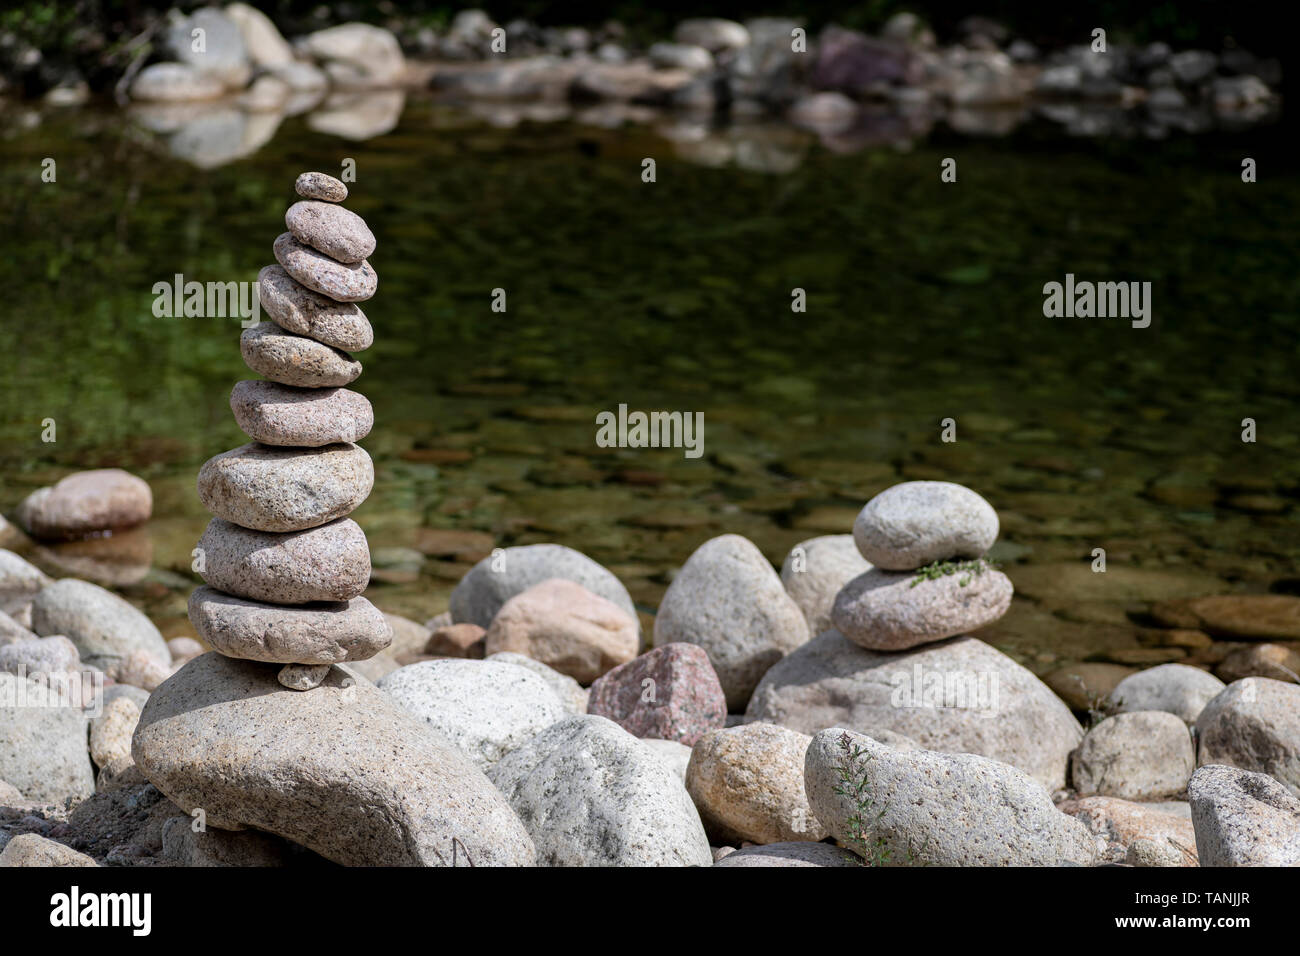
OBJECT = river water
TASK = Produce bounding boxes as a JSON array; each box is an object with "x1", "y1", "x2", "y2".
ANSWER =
[{"x1": 1, "y1": 92, "x2": 1296, "y2": 676}]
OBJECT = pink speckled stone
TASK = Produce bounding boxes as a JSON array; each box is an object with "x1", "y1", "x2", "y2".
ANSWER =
[
  {"x1": 273, "y1": 232, "x2": 376, "y2": 302},
  {"x1": 587, "y1": 643, "x2": 726, "y2": 745}
]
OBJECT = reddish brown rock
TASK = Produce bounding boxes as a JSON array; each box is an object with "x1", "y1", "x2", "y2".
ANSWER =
[
  {"x1": 285, "y1": 200, "x2": 376, "y2": 264},
  {"x1": 16, "y1": 469, "x2": 152, "y2": 540},
  {"x1": 256, "y1": 265, "x2": 372, "y2": 352},
  {"x1": 414, "y1": 528, "x2": 495, "y2": 562},
  {"x1": 1058, "y1": 795, "x2": 1198, "y2": 865},
  {"x1": 1152, "y1": 595, "x2": 1300, "y2": 641},
  {"x1": 1215, "y1": 643, "x2": 1300, "y2": 684},
  {"x1": 427, "y1": 623, "x2": 486, "y2": 659},
  {"x1": 273, "y1": 232, "x2": 376, "y2": 302},
  {"x1": 1044, "y1": 662, "x2": 1135, "y2": 712},
  {"x1": 587, "y1": 643, "x2": 726, "y2": 745},
  {"x1": 484, "y1": 578, "x2": 638, "y2": 684}
]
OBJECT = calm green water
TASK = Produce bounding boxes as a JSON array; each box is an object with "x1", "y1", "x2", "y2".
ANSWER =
[{"x1": 1, "y1": 94, "x2": 1297, "y2": 671}]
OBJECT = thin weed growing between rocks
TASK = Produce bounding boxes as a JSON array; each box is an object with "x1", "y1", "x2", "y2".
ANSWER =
[
  {"x1": 1081, "y1": 684, "x2": 1116, "y2": 730},
  {"x1": 831, "y1": 731, "x2": 924, "y2": 866}
]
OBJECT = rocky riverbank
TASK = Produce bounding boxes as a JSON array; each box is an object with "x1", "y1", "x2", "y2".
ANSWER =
[
  {"x1": 0, "y1": 7, "x2": 1282, "y2": 169},
  {"x1": 3, "y1": 471, "x2": 1299, "y2": 866}
]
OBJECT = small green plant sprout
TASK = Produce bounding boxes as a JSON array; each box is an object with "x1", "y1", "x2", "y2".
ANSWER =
[
  {"x1": 909, "y1": 557, "x2": 1000, "y2": 589},
  {"x1": 1074, "y1": 676, "x2": 1116, "y2": 730},
  {"x1": 831, "y1": 731, "x2": 893, "y2": 866}
]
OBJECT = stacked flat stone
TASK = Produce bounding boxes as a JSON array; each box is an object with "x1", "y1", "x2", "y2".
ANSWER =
[
  {"x1": 831, "y1": 481, "x2": 1013, "y2": 651},
  {"x1": 189, "y1": 171, "x2": 390, "y2": 691}
]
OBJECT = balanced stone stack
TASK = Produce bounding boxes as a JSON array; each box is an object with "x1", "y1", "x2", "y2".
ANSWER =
[
  {"x1": 189, "y1": 171, "x2": 391, "y2": 691},
  {"x1": 831, "y1": 481, "x2": 1013, "y2": 651}
]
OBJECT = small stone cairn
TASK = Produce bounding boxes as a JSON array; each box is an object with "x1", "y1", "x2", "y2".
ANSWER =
[
  {"x1": 831, "y1": 480, "x2": 1013, "y2": 651},
  {"x1": 188, "y1": 171, "x2": 390, "y2": 691}
]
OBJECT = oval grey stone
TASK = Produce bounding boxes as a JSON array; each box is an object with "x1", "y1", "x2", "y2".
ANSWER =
[
  {"x1": 805, "y1": 728, "x2": 1096, "y2": 866},
  {"x1": 240, "y1": 321, "x2": 361, "y2": 388},
  {"x1": 780, "y1": 534, "x2": 872, "y2": 637},
  {"x1": 1109, "y1": 663, "x2": 1226, "y2": 725},
  {"x1": 0, "y1": 672, "x2": 95, "y2": 804},
  {"x1": 188, "y1": 585, "x2": 391, "y2": 664},
  {"x1": 450, "y1": 543, "x2": 636, "y2": 630},
  {"x1": 285, "y1": 200, "x2": 375, "y2": 264},
  {"x1": 1196, "y1": 678, "x2": 1300, "y2": 797},
  {"x1": 129, "y1": 62, "x2": 226, "y2": 102},
  {"x1": 831, "y1": 565, "x2": 1013, "y2": 650},
  {"x1": 274, "y1": 232, "x2": 377, "y2": 302},
  {"x1": 1189, "y1": 764, "x2": 1300, "y2": 866},
  {"x1": 197, "y1": 442, "x2": 373, "y2": 533},
  {"x1": 853, "y1": 481, "x2": 1000, "y2": 570},
  {"x1": 294, "y1": 171, "x2": 348, "y2": 203},
  {"x1": 1072, "y1": 712, "x2": 1196, "y2": 801},
  {"x1": 0, "y1": 635, "x2": 80, "y2": 678},
  {"x1": 257, "y1": 265, "x2": 373, "y2": 351},
  {"x1": 653, "y1": 534, "x2": 810, "y2": 711},
  {"x1": 30, "y1": 579, "x2": 170, "y2": 674},
  {"x1": 231, "y1": 380, "x2": 373, "y2": 447},
  {"x1": 198, "y1": 517, "x2": 371, "y2": 604}
]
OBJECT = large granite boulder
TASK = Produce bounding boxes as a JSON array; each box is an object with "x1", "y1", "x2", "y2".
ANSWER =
[
  {"x1": 132, "y1": 653, "x2": 536, "y2": 866},
  {"x1": 805, "y1": 728, "x2": 1096, "y2": 866},
  {"x1": 654, "y1": 534, "x2": 809, "y2": 710},
  {"x1": 748, "y1": 631, "x2": 1082, "y2": 791},
  {"x1": 487, "y1": 715, "x2": 711, "y2": 867},
  {"x1": 1195, "y1": 678, "x2": 1300, "y2": 798}
]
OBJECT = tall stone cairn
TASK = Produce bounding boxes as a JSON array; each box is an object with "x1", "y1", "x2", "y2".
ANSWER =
[{"x1": 189, "y1": 171, "x2": 391, "y2": 691}]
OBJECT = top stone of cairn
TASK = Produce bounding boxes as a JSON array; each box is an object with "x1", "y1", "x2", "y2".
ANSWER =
[
  {"x1": 295, "y1": 171, "x2": 348, "y2": 203},
  {"x1": 852, "y1": 481, "x2": 998, "y2": 570}
]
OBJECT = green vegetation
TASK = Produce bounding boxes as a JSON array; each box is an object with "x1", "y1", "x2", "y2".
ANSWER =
[
  {"x1": 831, "y1": 731, "x2": 925, "y2": 865},
  {"x1": 909, "y1": 558, "x2": 999, "y2": 588},
  {"x1": 831, "y1": 731, "x2": 895, "y2": 865}
]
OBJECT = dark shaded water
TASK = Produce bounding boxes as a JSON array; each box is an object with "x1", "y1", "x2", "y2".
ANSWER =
[{"x1": 1, "y1": 94, "x2": 1297, "y2": 673}]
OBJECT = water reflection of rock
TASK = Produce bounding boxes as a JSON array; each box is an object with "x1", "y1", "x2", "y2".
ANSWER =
[
  {"x1": 129, "y1": 103, "x2": 262, "y2": 168},
  {"x1": 660, "y1": 122, "x2": 811, "y2": 174},
  {"x1": 948, "y1": 106, "x2": 1028, "y2": 137},
  {"x1": 574, "y1": 103, "x2": 659, "y2": 130},
  {"x1": 127, "y1": 88, "x2": 405, "y2": 167},
  {"x1": 33, "y1": 525, "x2": 154, "y2": 587},
  {"x1": 307, "y1": 91, "x2": 406, "y2": 140},
  {"x1": 122, "y1": 83, "x2": 1272, "y2": 174},
  {"x1": 466, "y1": 101, "x2": 571, "y2": 128}
]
